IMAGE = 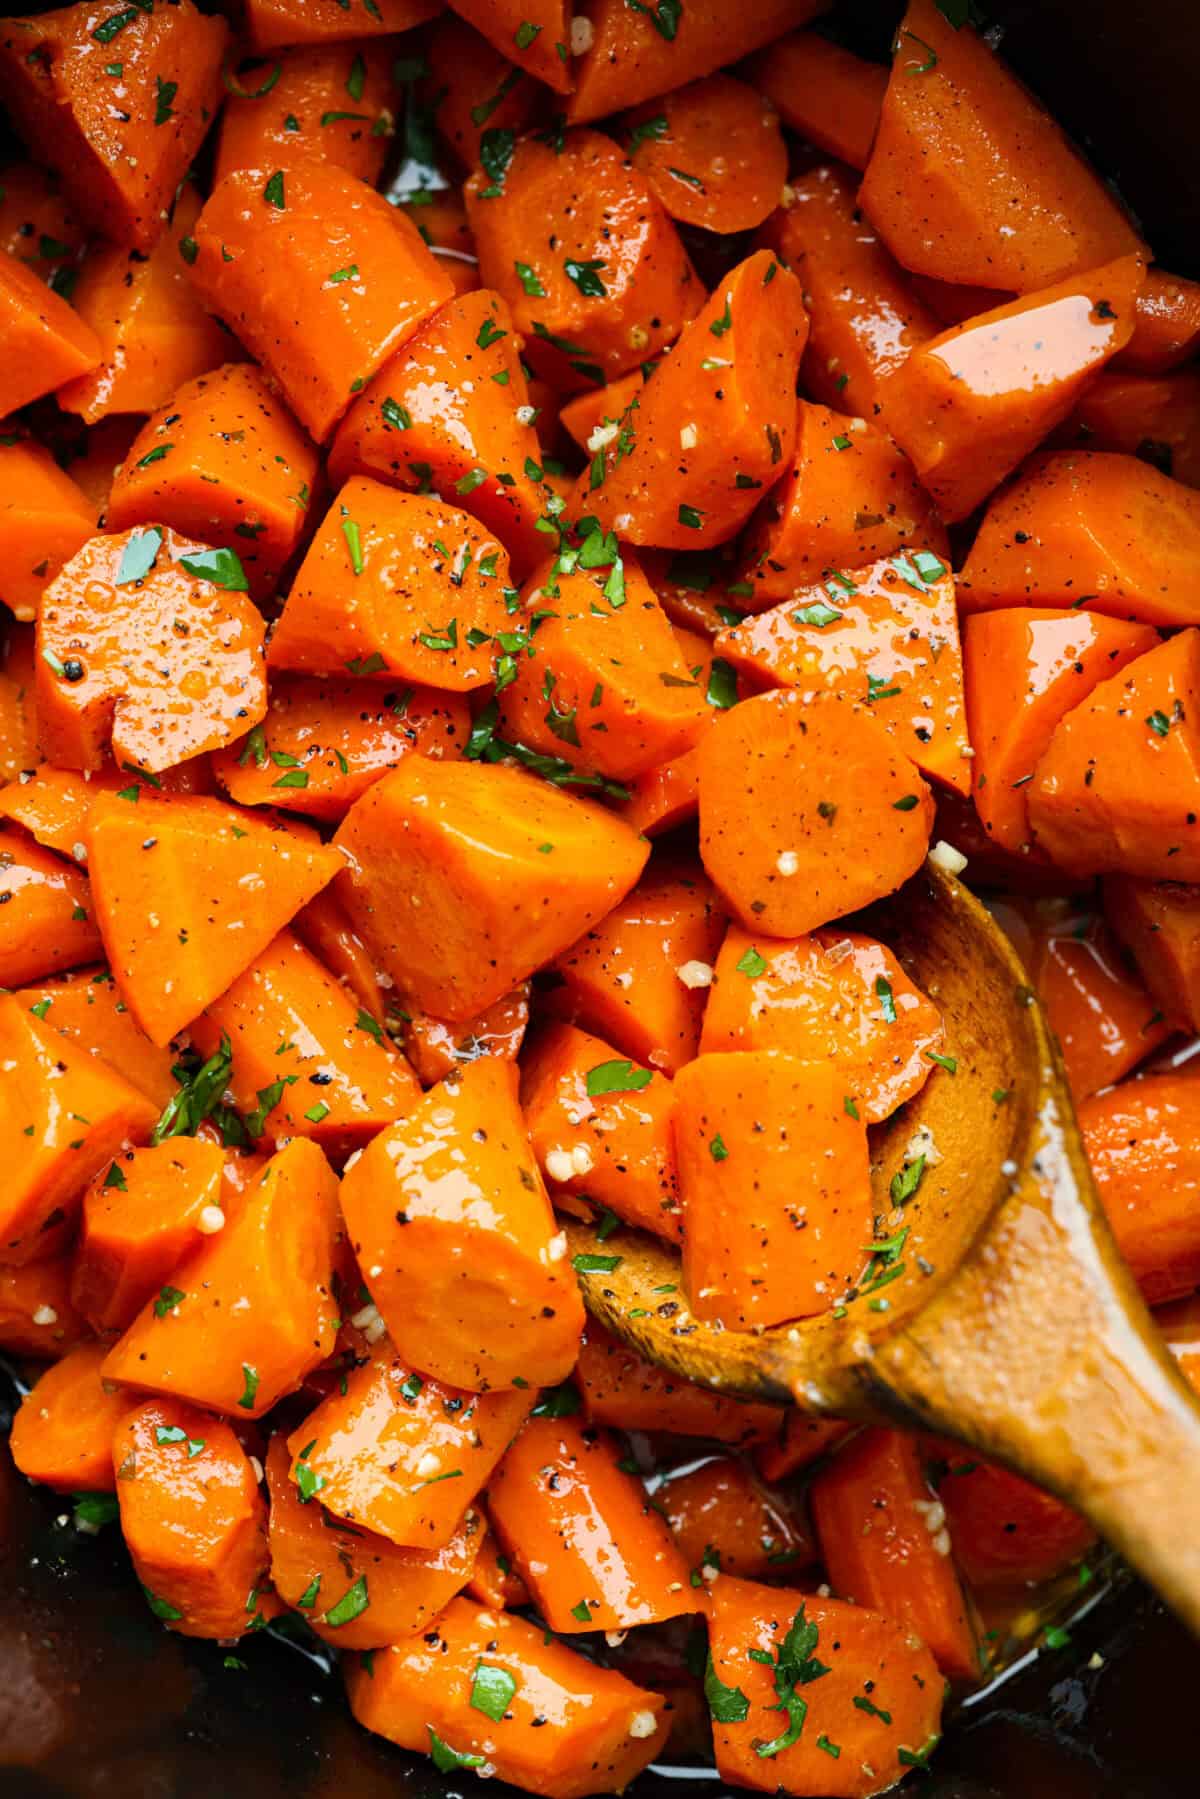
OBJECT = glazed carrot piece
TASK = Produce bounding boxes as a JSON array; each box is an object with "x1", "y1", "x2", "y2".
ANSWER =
[
  {"x1": 0, "y1": 159, "x2": 84, "y2": 284},
  {"x1": 568, "y1": 0, "x2": 827, "y2": 124},
  {"x1": 496, "y1": 559, "x2": 708, "y2": 783},
  {"x1": 1028, "y1": 630, "x2": 1200, "y2": 879},
  {"x1": 215, "y1": 41, "x2": 395, "y2": 189},
  {"x1": 1033, "y1": 908, "x2": 1171, "y2": 1100},
  {"x1": 0, "y1": 249, "x2": 100, "y2": 415},
  {"x1": 909, "y1": 275, "x2": 1012, "y2": 325},
  {"x1": 738, "y1": 404, "x2": 946, "y2": 598},
  {"x1": 104, "y1": 1137, "x2": 340, "y2": 1416},
  {"x1": 576, "y1": 1320, "x2": 783, "y2": 1447},
  {"x1": 14, "y1": 970, "x2": 177, "y2": 1110},
  {"x1": 963, "y1": 609, "x2": 1159, "y2": 855},
  {"x1": 268, "y1": 478, "x2": 511, "y2": 689},
  {"x1": 0, "y1": 828, "x2": 101, "y2": 986},
  {"x1": 0, "y1": 1257, "x2": 88, "y2": 1360},
  {"x1": 881, "y1": 256, "x2": 1145, "y2": 523},
  {"x1": 0, "y1": 624, "x2": 39, "y2": 778},
  {"x1": 0, "y1": 439, "x2": 94, "y2": 624},
  {"x1": 925, "y1": 1440, "x2": 1095, "y2": 1591},
  {"x1": 580, "y1": 249, "x2": 807, "y2": 549},
  {"x1": 0, "y1": 4, "x2": 227, "y2": 253},
  {"x1": 0, "y1": 994, "x2": 157, "y2": 1265},
  {"x1": 613, "y1": 745, "x2": 701, "y2": 839},
  {"x1": 559, "y1": 370, "x2": 646, "y2": 455},
  {"x1": 859, "y1": 0, "x2": 1145, "y2": 292},
  {"x1": 340, "y1": 1058, "x2": 584, "y2": 1390},
  {"x1": 71, "y1": 1138, "x2": 225, "y2": 1336},
  {"x1": 451, "y1": 0, "x2": 570, "y2": 93},
  {"x1": 674, "y1": 1051, "x2": 871, "y2": 1328},
  {"x1": 716, "y1": 554, "x2": 969, "y2": 796},
  {"x1": 700, "y1": 924, "x2": 944, "y2": 1126},
  {"x1": 467, "y1": 1513, "x2": 532, "y2": 1610},
  {"x1": 327, "y1": 290, "x2": 551, "y2": 577},
  {"x1": 623, "y1": 76, "x2": 787, "y2": 234},
  {"x1": 1078, "y1": 1074, "x2": 1200, "y2": 1305},
  {"x1": 755, "y1": 1413, "x2": 856, "y2": 1484},
  {"x1": 61, "y1": 418, "x2": 141, "y2": 528},
  {"x1": 265, "y1": 1436, "x2": 482, "y2": 1648},
  {"x1": 286, "y1": 1341, "x2": 535, "y2": 1548},
  {"x1": 114, "y1": 1398, "x2": 271, "y2": 1640},
  {"x1": 294, "y1": 888, "x2": 386, "y2": 1027},
  {"x1": 345, "y1": 1594, "x2": 670, "y2": 1798},
  {"x1": 190, "y1": 164, "x2": 453, "y2": 443},
  {"x1": 398, "y1": 190, "x2": 481, "y2": 298},
  {"x1": 661, "y1": 1455, "x2": 814, "y2": 1582},
  {"x1": 757, "y1": 164, "x2": 938, "y2": 420},
  {"x1": 106, "y1": 364, "x2": 321, "y2": 603},
  {"x1": 1060, "y1": 370, "x2": 1200, "y2": 490},
  {"x1": 488, "y1": 1413, "x2": 701, "y2": 1632},
  {"x1": 85, "y1": 790, "x2": 342, "y2": 1046},
  {"x1": 0, "y1": 765, "x2": 176, "y2": 861},
  {"x1": 745, "y1": 33, "x2": 887, "y2": 170},
  {"x1": 333, "y1": 757, "x2": 648, "y2": 1021},
  {"x1": 1105, "y1": 877, "x2": 1200, "y2": 1032},
  {"x1": 403, "y1": 986, "x2": 530, "y2": 1086},
  {"x1": 959, "y1": 451, "x2": 1200, "y2": 626},
  {"x1": 544, "y1": 856, "x2": 724, "y2": 1076},
  {"x1": 10, "y1": 1342, "x2": 128, "y2": 1493},
  {"x1": 465, "y1": 128, "x2": 700, "y2": 389},
  {"x1": 1117, "y1": 269, "x2": 1200, "y2": 373},
  {"x1": 212, "y1": 676, "x2": 468, "y2": 823},
  {"x1": 425, "y1": 14, "x2": 542, "y2": 171},
  {"x1": 243, "y1": 0, "x2": 441, "y2": 53},
  {"x1": 811, "y1": 1428, "x2": 978, "y2": 1681},
  {"x1": 699, "y1": 689, "x2": 934, "y2": 937},
  {"x1": 707, "y1": 1576, "x2": 944, "y2": 1797},
  {"x1": 521, "y1": 1022, "x2": 682, "y2": 1242}
]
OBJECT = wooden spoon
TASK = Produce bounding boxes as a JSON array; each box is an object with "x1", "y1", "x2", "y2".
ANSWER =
[{"x1": 566, "y1": 862, "x2": 1200, "y2": 1636}]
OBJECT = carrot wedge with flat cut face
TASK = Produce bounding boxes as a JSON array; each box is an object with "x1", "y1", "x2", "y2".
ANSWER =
[
  {"x1": 0, "y1": 828, "x2": 101, "y2": 986},
  {"x1": 623, "y1": 76, "x2": 787, "y2": 235},
  {"x1": 242, "y1": 0, "x2": 440, "y2": 53},
  {"x1": 0, "y1": 248, "x2": 100, "y2": 415},
  {"x1": 103, "y1": 1137, "x2": 340, "y2": 1417},
  {"x1": 9, "y1": 1342, "x2": 129, "y2": 1493},
  {"x1": 340, "y1": 1058, "x2": 583, "y2": 1392},
  {"x1": 0, "y1": 438, "x2": 93, "y2": 623},
  {"x1": 744, "y1": 34, "x2": 887, "y2": 171},
  {"x1": 15, "y1": 969, "x2": 178, "y2": 1110},
  {"x1": 214, "y1": 40, "x2": 395, "y2": 188},
  {"x1": 425, "y1": 15, "x2": 541, "y2": 171},
  {"x1": 1105, "y1": 877, "x2": 1200, "y2": 1033},
  {"x1": 451, "y1": 0, "x2": 571, "y2": 94},
  {"x1": 660, "y1": 1454, "x2": 814, "y2": 1582},
  {"x1": 1079, "y1": 1074, "x2": 1200, "y2": 1306}
]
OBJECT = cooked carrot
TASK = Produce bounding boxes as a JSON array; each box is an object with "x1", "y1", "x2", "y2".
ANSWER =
[
  {"x1": 0, "y1": 765, "x2": 149, "y2": 860},
  {"x1": 661, "y1": 1454, "x2": 814, "y2": 1583},
  {"x1": 327, "y1": 290, "x2": 551, "y2": 578},
  {"x1": 215, "y1": 41, "x2": 395, "y2": 189},
  {"x1": 1105, "y1": 877, "x2": 1200, "y2": 1033},
  {"x1": 14, "y1": 969, "x2": 177, "y2": 1110},
  {"x1": 403, "y1": 986, "x2": 530, "y2": 1086},
  {"x1": 1034, "y1": 907, "x2": 1171, "y2": 1100},
  {"x1": 10, "y1": 1340, "x2": 128, "y2": 1493},
  {"x1": 345, "y1": 1593, "x2": 670, "y2": 1798},
  {"x1": 559, "y1": 370, "x2": 647, "y2": 455},
  {"x1": 103, "y1": 1137, "x2": 339, "y2": 1415},
  {"x1": 333, "y1": 756, "x2": 648, "y2": 1022},
  {"x1": 339, "y1": 1057, "x2": 584, "y2": 1390},
  {"x1": 738, "y1": 404, "x2": 947, "y2": 598},
  {"x1": 190, "y1": 163, "x2": 453, "y2": 443},
  {"x1": 61, "y1": 418, "x2": 141, "y2": 528},
  {"x1": 811, "y1": 1428, "x2": 978, "y2": 1682},
  {"x1": 265, "y1": 1435, "x2": 482, "y2": 1648},
  {"x1": 106, "y1": 363, "x2": 321, "y2": 603},
  {"x1": 398, "y1": 190, "x2": 481, "y2": 298},
  {"x1": 451, "y1": 0, "x2": 570, "y2": 93},
  {"x1": 910, "y1": 275, "x2": 1012, "y2": 325},
  {"x1": 114, "y1": 1397, "x2": 271, "y2": 1640},
  {"x1": 716, "y1": 553, "x2": 969, "y2": 796},
  {"x1": 699, "y1": 689, "x2": 934, "y2": 937},
  {"x1": 85, "y1": 789, "x2": 342, "y2": 1046},
  {"x1": 758, "y1": 164, "x2": 939, "y2": 421},
  {"x1": 707, "y1": 1576, "x2": 944, "y2": 1797},
  {"x1": 1060, "y1": 370, "x2": 1200, "y2": 490},
  {"x1": 1027, "y1": 629, "x2": 1200, "y2": 880},
  {"x1": 496, "y1": 558, "x2": 708, "y2": 782},
  {"x1": 576, "y1": 1320, "x2": 783, "y2": 1447},
  {"x1": 0, "y1": 439, "x2": 94, "y2": 624},
  {"x1": 963, "y1": 608, "x2": 1159, "y2": 855},
  {"x1": 925, "y1": 1439, "x2": 1095, "y2": 1591},
  {"x1": 1078, "y1": 1074, "x2": 1200, "y2": 1305},
  {"x1": 580, "y1": 249, "x2": 807, "y2": 548},
  {"x1": 1117, "y1": 268, "x2": 1200, "y2": 373},
  {"x1": 755, "y1": 1414, "x2": 856, "y2": 1485},
  {"x1": 0, "y1": 158, "x2": 84, "y2": 285},
  {"x1": 0, "y1": 624, "x2": 39, "y2": 779},
  {"x1": 700, "y1": 923, "x2": 943, "y2": 1126},
  {"x1": 0, "y1": 993, "x2": 157, "y2": 1265},
  {"x1": 285, "y1": 1340, "x2": 535, "y2": 1548},
  {"x1": 744, "y1": 33, "x2": 887, "y2": 170},
  {"x1": 568, "y1": 0, "x2": 826, "y2": 124},
  {"x1": 465, "y1": 128, "x2": 700, "y2": 389},
  {"x1": 0, "y1": 1257, "x2": 88, "y2": 1360},
  {"x1": 488, "y1": 1412, "x2": 701, "y2": 1632},
  {"x1": 859, "y1": 0, "x2": 1145, "y2": 292},
  {"x1": 0, "y1": 827, "x2": 102, "y2": 986},
  {"x1": 521, "y1": 1021, "x2": 681, "y2": 1242},
  {"x1": 467, "y1": 1511, "x2": 532, "y2": 1610},
  {"x1": 267, "y1": 478, "x2": 511, "y2": 689},
  {"x1": 0, "y1": 248, "x2": 101, "y2": 414},
  {"x1": 0, "y1": 4, "x2": 227, "y2": 253},
  {"x1": 293, "y1": 887, "x2": 386, "y2": 1027},
  {"x1": 881, "y1": 255, "x2": 1146, "y2": 522},
  {"x1": 674, "y1": 1051, "x2": 871, "y2": 1328},
  {"x1": 243, "y1": 0, "x2": 441, "y2": 53},
  {"x1": 623, "y1": 76, "x2": 786, "y2": 235},
  {"x1": 425, "y1": 13, "x2": 542, "y2": 171},
  {"x1": 72, "y1": 1137, "x2": 226, "y2": 1335},
  {"x1": 544, "y1": 855, "x2": 724, "y2": 1076},
  {"x1": 613, "y1": 745, "x2": 702, "y2": 840}
]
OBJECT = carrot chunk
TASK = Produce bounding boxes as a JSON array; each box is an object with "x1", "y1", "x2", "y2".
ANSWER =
[
  {"x1": 451, "y1": 0, "x2": 571, "y2": 94},
  {"x1": 745, "y1": 34, "x2": 887, "y2": 171},
  {"x1": 1059, "y1": 370, "x2": 1200, "y2": 490},
  {"x1": 242, "y1": 0, "x2": 441, "y2": 53},
  {"x1": 0, "y1": 159, "x2": 84, "y2": 285},
  {"x1": 293, "y1": 887, "x2": 387, "y2": 1027},
  {"x1": 925, "y1": 1441, "x2": 1095, "y2": 1591},
  {"x1": 661, "y1": 1454, "x2": 814, "y2": 1582},
  {"x1": 14, "y1": 969, "x2": 177, "y2": 1110},
  {"x1": 1117, "y1": 268, "x2": 1200, "y2": 373},
  {"x1": 755, "y1": 1414, "x2": 855, "y2": 1484},
  {"x1": 1033, "y1": 907, "x2": 1171, "y2": 1100},
  {"x1": 215, "y1": 40, "x2": 396, "y2": 189},
  {"x1": 1105, "y1": 876, "x2": 1200, "y2": 1033},
  {"x1": 10, "y1": 1342, "x2": 128, "y2": 1492},
  {"x1": 402, "y1": 987, "x2": 530, "y2": 1086},
  {"x1": 425, "y1": 14, "x2": 541, "y2": 170},
  {"x1": 576, "y1": 1320, "x2": 783, "y2": 1447},
  {"x1": 0, "y1": 624, "x2": 39, "y2": 779},
  {"x1": 624, "y1": 76, "x2": 787, "y2": 235},
  {"x1": 0, "y1": 248, "x2": 101, "y2": 414},
  {"x1": 0, "y1": 827, "x2": 101, "y2": 986},
  {"x1": 0, "y1": 439, "x2": 94, "y2": 623},
  {"x1": 0, "y1": 1257, "x2": 89, "y2": 1360},
  {"x1": 1079, "y1": 1074, "x2": 1200, "y2": 1305}
]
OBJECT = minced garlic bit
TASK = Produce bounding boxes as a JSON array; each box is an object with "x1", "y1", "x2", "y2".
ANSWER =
[
  {"x1": 547, "y1": 1231, "x2": 568, "y2": 1263},
  {"x1": 31, "y1": 1304, "x2": 57, "y2": 1327},
  {"x1": 515, "y1": 404, "x2": 537, "y2": 427},
  {"x1": 605, "y1": 1630, "x2": 628, "y2": 1648},
  {"x1": 676, "y1": 959, "x2": 714, "y2": 989},
  {"x1": 415, "y1": 1450, "x2": 441, "y2": 1480},
  {"x1": 544, "y1": 1148, "x2": 575, "y2": 1184},
  {"x1": 569, "y1": 1142, "x2": 594, "y2": 1177},
  {"x1": 679, "y1": 423, "x2": 698, "y2": 451},
  {"x1": 586, "y1": 420, "x2": 620, "y2": 454},
  {"x1": 569, "y1": 14, "x2": 594, "y2": 54},
  {"x1": 928, "y1": 838, "x2": 969, "y2": 876},
  {"x1": 628, "y1": 1710, "x2": 658, "y2": 1740},
  {"x1": 197, "y1": 1204, "x2": 226, "y2": 1235},
  {"x1": 250, "y1": 1456, "x2": 264, "y2": 1484},
  {"x1": 776, "y1": 850, "x2": 800, "y2": 877},
  {"x1": 904, "y1": 1122, "x2": 942, "y2": 1169}
]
